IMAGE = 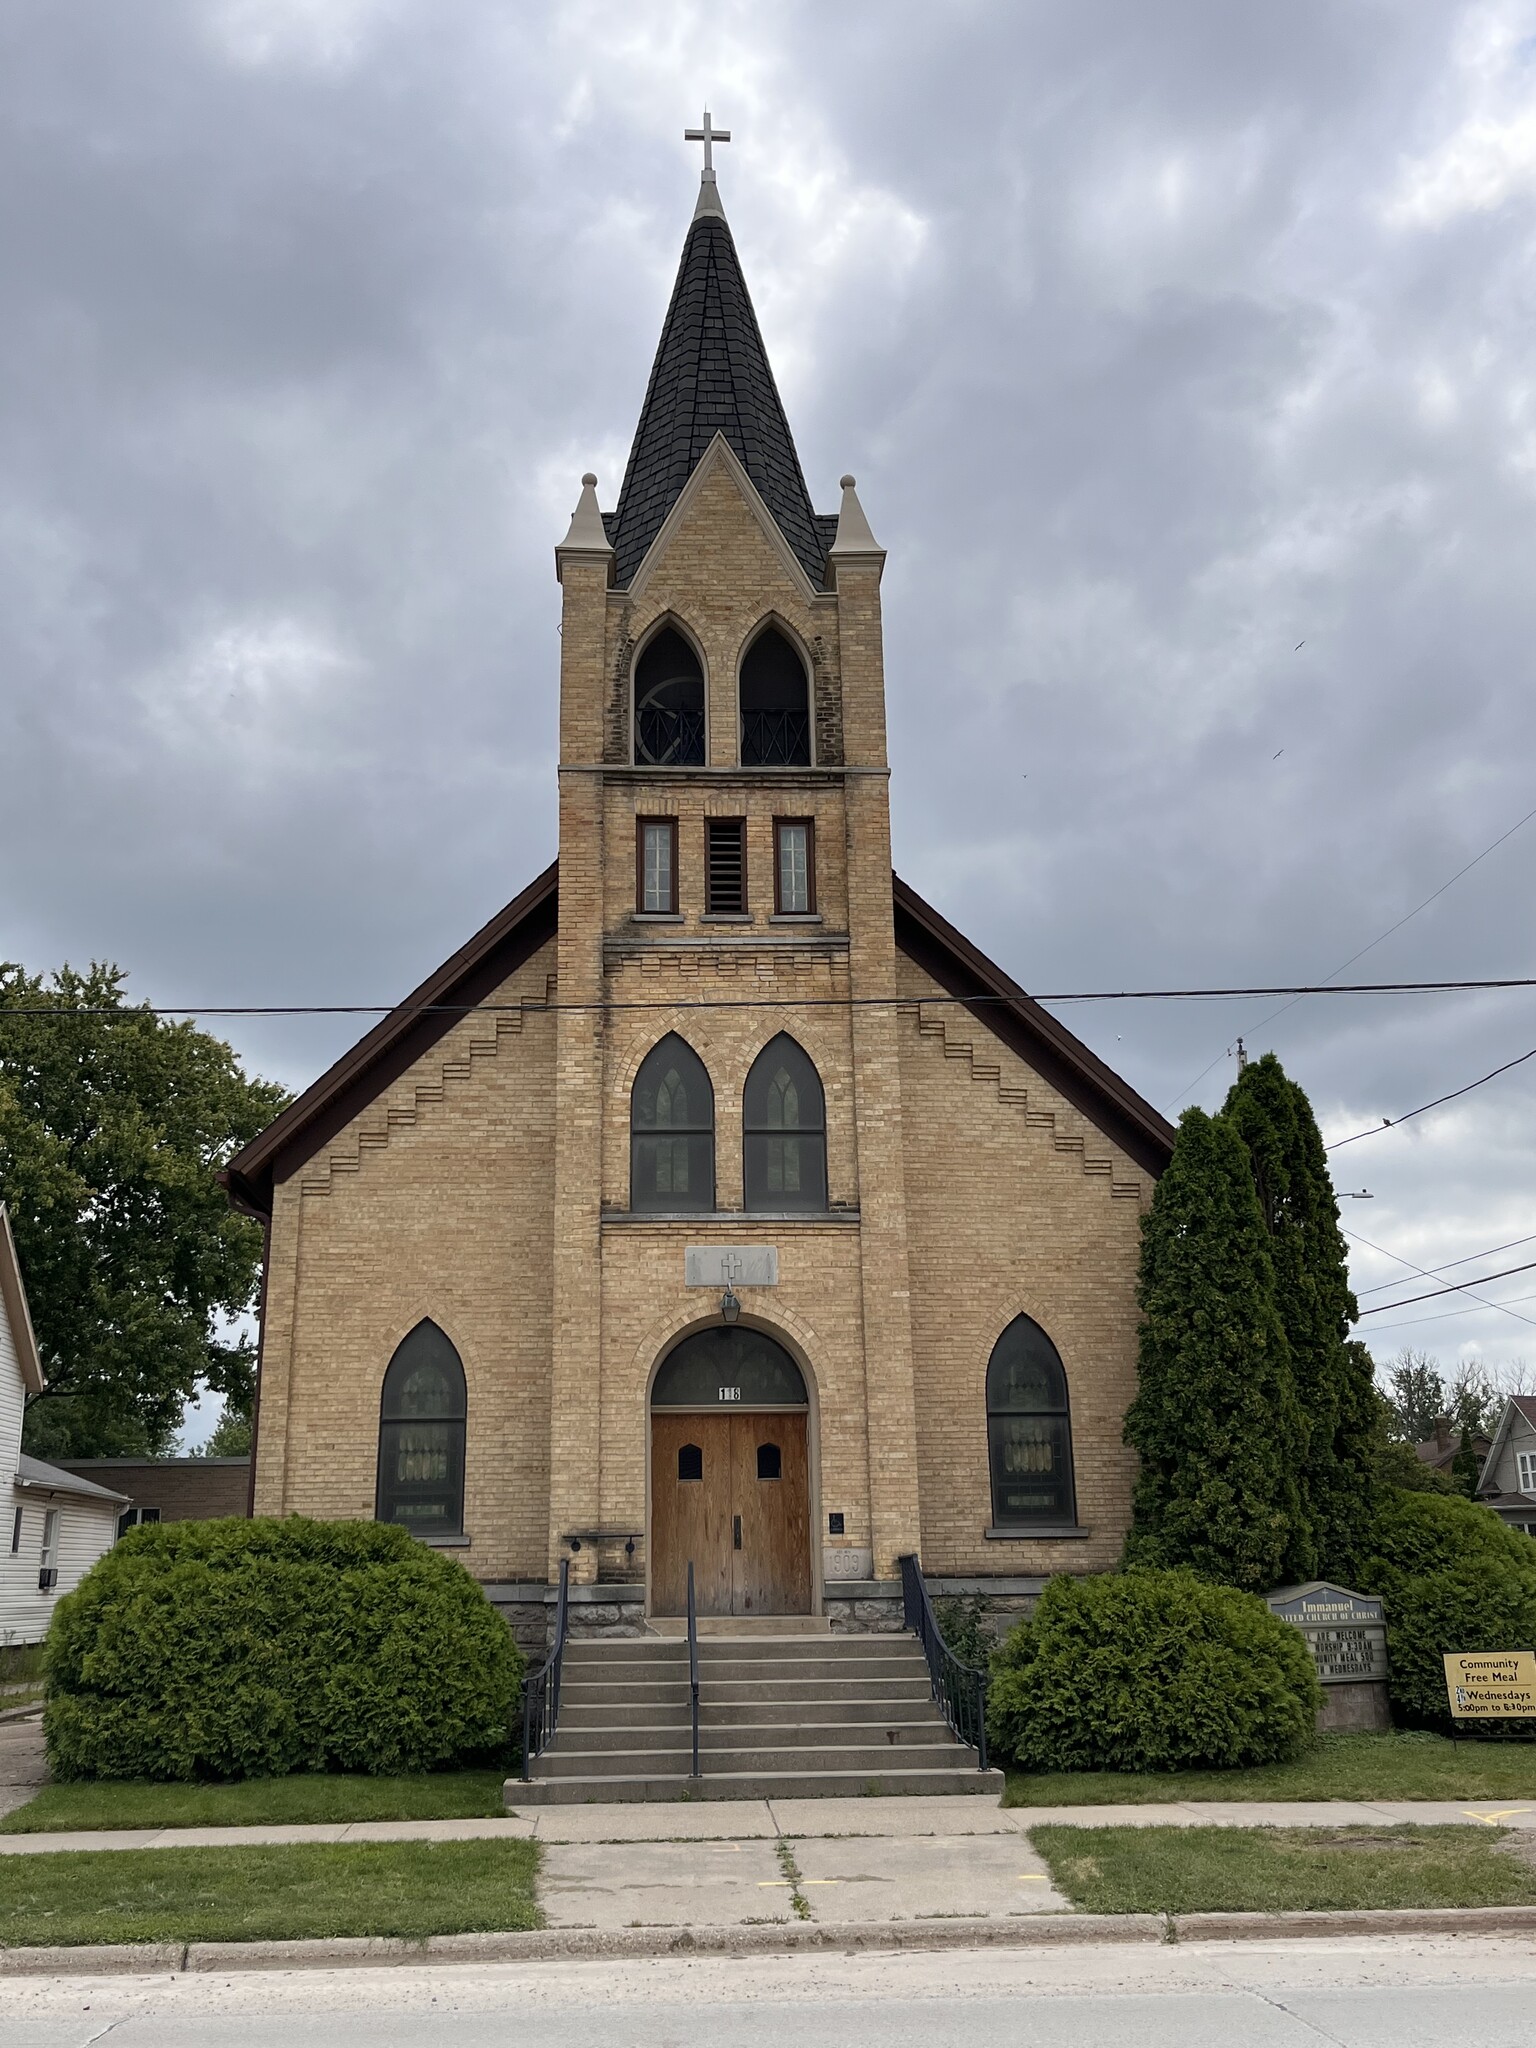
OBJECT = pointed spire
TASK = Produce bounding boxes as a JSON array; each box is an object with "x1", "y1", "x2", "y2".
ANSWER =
[
  {"x1": 607, "y1": 182, "x2": 825, "y2": 589},
  {"x1": 828, "y1": 474, "x2": 884, "y2": 574},
  {"x1": 555, "y1": 472, "x2": 613, "y2": 582}
]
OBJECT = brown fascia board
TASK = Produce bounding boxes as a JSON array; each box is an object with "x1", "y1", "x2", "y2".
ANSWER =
[
  {"x1": 220, "y1": 861, "x2": 558, "y2": 1218},
  {"x1": 892, "y1": 875, "x2": 1175, "y2": 1179}
]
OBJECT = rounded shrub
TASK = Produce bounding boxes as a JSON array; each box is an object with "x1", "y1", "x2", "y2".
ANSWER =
[
  {"x1": 1360, "y1": 1492, "x2": 1536, "y2": 1727},
  {"x1": 44, "y1": 1516, "x2": 524, "y2": 1782},
  {"x1": 988, "y1": 1569, "x2": 1321, "y2": 1773}
]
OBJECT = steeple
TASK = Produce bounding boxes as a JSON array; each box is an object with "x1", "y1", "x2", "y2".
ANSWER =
[{"x1": 606, "y1": 125, "x2": 826, "y2": 590}]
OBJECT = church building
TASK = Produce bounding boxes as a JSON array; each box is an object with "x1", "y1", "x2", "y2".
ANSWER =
[{"x1": 223, "y1": 140, "x2": 1175, "y2": 1646}]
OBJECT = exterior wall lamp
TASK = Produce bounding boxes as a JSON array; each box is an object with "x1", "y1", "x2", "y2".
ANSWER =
[{"x1": 720, "y1": 1286, "x2": 741, "y2": 1324}]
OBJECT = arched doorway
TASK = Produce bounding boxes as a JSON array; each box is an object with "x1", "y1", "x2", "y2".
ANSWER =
[{"x1": 649, "y1": 1325, "x2": 813, "y2": 1618}]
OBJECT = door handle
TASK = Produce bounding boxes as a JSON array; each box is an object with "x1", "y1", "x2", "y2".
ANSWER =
[{"x1": 733, "y1": 1515, "x2": 742, "y2": 1550}]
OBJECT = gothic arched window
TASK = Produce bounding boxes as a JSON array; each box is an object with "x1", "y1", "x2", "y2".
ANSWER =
[
  {"x1": 743, "y1": 1034, "x2": 826, "y2": 1212},
  {"x1": 739, "y1": 625, "x2": 810, "y2": 766},
  {"x1": 634, "y1": 625, "x2": 706, "y2": 766},
  {"x1": 986, "y1": 1316, "x2": 1076, "y2": 1528},
  {"x1": 376, "y1": 1320, "x2": 467, "y2": 1538},
  {"x1": 631, "y1": 1033, "x2": 715, "y2": 1211}
]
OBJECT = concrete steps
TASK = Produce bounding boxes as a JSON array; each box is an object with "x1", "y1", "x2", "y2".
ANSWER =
[{"x1": 508, "y1": 1627, "x2": 1003, "y2": 1806}]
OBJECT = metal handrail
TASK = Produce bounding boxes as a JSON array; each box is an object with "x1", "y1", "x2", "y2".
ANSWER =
[
  {"x1": 686, "y1": 1559, "x2": 701, "y2": 1779},
  {"x1": 519, "y1": 1556, "x2": 570, "y2": 1781},
  {"x1": 898, "y1": 1553, "x2": 990, "y2": 1771}
]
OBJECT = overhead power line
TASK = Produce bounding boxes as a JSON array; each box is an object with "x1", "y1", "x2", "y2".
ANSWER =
[
  {"x1": 1325, "y1": 1044, "x2": 1536, "y2": 1152},
  {"x1": 1164, "y1": 793, "x2": 1536, "y2": 1110},
  {"x1": 4, "y1": 974, "x2": 1536, "y2": 1023},
  {"x1": 1344, "y1": 1223, "x2": 1536, "y2": 1335},
  {"x1": 1358, "y1": 1288, "x2": 1536, "y2": 1337},
  {"x1": 1354, "y1": 1228, "x2": 1536, "y2": 1298},
  {"x1": 1355, "y1": 1257, "x2": 1536, "y2": 1317}
]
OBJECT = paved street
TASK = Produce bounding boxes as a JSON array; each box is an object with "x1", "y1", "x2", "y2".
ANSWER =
[
  {"x1": 3, "y1": 1938, "x2": 1536, "y2": 2044},
  {"x1": 0, "y1": 1719, "x2": 46, "y2": 1824}
]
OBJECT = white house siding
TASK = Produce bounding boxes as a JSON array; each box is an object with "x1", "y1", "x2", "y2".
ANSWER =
[{"x1": 1, "y1": 1486, "x2": 120, "y2": 1647}]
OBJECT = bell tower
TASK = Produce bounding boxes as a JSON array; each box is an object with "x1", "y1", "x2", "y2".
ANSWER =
[{"x1": 544, "y1": 124, "x2": 922, "y2": 1597}]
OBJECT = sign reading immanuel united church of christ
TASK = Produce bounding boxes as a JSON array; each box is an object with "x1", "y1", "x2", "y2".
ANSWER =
[{"x1": 1267, "y1": 1582, "x2": 1388, "y2": 1685}]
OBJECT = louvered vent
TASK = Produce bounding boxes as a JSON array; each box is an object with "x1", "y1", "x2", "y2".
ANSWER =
[{"x1": 706, "y1": 820, "x2": 747, "y2": 913}]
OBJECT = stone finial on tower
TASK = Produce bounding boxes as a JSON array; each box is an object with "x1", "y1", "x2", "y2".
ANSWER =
[
  {"x1": 828, "y1": 473, "x2": 885, "y2": 576},
  {"x1": 555, "y1": 472, "x2": 614, "y2": 583}
]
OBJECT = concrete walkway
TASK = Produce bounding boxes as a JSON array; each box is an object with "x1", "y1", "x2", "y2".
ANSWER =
[{"x1": 3, "y1": 1792, "x2": 1536, "y2": 1855}]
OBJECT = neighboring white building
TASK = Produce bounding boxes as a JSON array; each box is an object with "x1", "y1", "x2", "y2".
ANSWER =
[
  {"x1": 1478, "y1": 1396, "x2": 1536, "y2": 1538},
  {"x1": 1, "y1": 1205, "x2": 126, "y2": 1648}
]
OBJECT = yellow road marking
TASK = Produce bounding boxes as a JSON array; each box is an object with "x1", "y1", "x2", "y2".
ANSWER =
[
  {"x1": 1464, "y1": 1806, "x2": 1533, "y2": 1826},
  {"x1": 1017, "y1": 1874, "x2": 1047, "y2": 1882}
]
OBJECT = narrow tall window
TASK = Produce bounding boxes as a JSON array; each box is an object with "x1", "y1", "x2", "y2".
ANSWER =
[
  {"x1": 377, "y1": 1320, "x2": 468, "y2": 1538},
  {"x1": 706, "y1": 819, "x2": 747, "y2": 914},
  {"x1": 986, "y1": 1317, "x2": 1076, "y2": 1528},
  {"x1": 636, "y1": 818, "x2": 678, "y2": 913},
  {"x1": 634, "y1": 625, "x2": 706, "y2": 766},
  {"x1": 739, "y1": 626, "x2": 811, "y2": 766},
  {"x1": 1519, "y1": 1450, "x2": 1536, "y2": 1494},
  {"x1": 39, "y1": 1509, "x2": 59, "y2": 1570},
  {"x1": 631, "y1": 1033, "x2": 715, "y2": 1212},
  {"x1": 9, "y1": 1505, "x2": 21, "y2": 1555},
  {"x1": 774, "y1": 819, "x2": 814, "y2": 914},
  {"x1": 743, "y1": 1034, "x2": 827, "y2": 1212}
]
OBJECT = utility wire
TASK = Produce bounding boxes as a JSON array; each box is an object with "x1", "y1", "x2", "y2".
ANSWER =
[
  {"x1": 1358, "y1": 1288, "x2": 1536, "y2": 1337},
  {"x1": 1354, "y1": 1229, "x2": 1536, "y2": 1298},
  {"x1": 1325, "y1": 1044, "x2": 1536, "y2": 1152},
  {"x1": 1343, "y1": 1220, "x2": 1536, "y2": 1335},
  {"x1": 3, "y1": 975, "x2": 1536, "y2": 1023},
  {"x1": 1163, "y1": 794, "x2": 1536, "y2": 1111},
  {"x1": 1355, "y1": 1257, "x2": 1536, "y2": 1316}
]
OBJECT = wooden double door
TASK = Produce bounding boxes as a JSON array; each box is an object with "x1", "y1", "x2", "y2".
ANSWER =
[{"x1": 651, "y1": 1410, "x2": 812, "y2": 1617}]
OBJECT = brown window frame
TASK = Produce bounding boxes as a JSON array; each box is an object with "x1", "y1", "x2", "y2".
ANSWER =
[
  {"x1": 705, "y1": 817, "x2": 748, "y2": 915},
  {"x1": 773, "y1": 817, "x2": 816, "y2": 915},
  {"x1": 635, "y1": 817, "x2": 679, "y2": 915}
]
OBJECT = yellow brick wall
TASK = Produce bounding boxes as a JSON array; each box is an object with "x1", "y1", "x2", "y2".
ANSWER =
[
  {"x1": 895, "y1": 956, "x2": 1152, "y2": 1576},
  {"x1": 252, "y1": 942, "x2": 558, "y2": 1584}
]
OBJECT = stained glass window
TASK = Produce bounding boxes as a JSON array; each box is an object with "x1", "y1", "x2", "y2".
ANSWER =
[
  {"x1": 743, "y1": 1034, "x2": 827, "y2": 1212},
  {"x1": 631, "y1": 1033, "x2": 714, "y2": 1211},
  {"x1": 986, "y1": 1316, "x2": 1076, "y2": 1527},
  {"x1": 376, "y1": 1320, "x2": 467, "y2": 1537}
]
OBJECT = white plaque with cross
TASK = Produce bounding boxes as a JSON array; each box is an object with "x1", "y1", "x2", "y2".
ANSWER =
[{"x1": 685, "y1": 1246, "x2": 778, "y2": 1288}]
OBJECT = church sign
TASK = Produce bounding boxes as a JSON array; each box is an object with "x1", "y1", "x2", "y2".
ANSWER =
[
  {"x1": 1443, "y1": 1651, "x2": 1536, "y2": 1720},
  {"x1": 685, "y1": 1246, "x2": 778, "y2": 1288},
  {"x1": 1266, "y1": 1582, "x2": 1389, "y2": 1685}
]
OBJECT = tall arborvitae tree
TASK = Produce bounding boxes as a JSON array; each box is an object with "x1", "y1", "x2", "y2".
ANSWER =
[
  {"x1": 1224, "y1": 1053, "x2": 1377, "y2": 1581},
  {"x1": 1124, "y1": 1106, "x2": 1313, "y2": 1590}
]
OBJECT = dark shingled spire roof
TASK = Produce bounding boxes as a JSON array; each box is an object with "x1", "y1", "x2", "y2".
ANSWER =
[{"x1": 608, "y1": 197, "x2": 825, "y2": 588}]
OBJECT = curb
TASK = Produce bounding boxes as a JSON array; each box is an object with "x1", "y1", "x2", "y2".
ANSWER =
[
  {"x1": 7, "y1": 1904, "x2": 1536, "y2": 1973},
  {"x1": 0, "y1": 1702, "x2": 43, "y2": 1727}
]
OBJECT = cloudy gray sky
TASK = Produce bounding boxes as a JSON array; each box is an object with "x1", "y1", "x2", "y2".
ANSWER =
[{"x1": 4, "y1": 1, "x2": 1535, "y2": 1438}]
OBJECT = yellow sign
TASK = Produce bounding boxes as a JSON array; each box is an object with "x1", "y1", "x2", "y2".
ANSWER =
[{"x1": 1443, "y1": 1651, "x2": 1536, "y2": 1719}]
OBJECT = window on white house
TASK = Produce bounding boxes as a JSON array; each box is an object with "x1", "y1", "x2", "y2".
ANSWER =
[
  {"x1": 9, "y1": 1506, "x2": 21, "y2": 1554},
  {"x1": 1518, "y1": 1450, "x2": 1536, "y2": 1494},
  {"x1": 40, "y1": 1509, "x2": 59, "y2": 1570}
]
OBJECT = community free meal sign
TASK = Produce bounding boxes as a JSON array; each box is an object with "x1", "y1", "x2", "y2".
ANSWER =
[{"x1": 1442, "y1": 1651, "x2": 1536, "y2": 1720}]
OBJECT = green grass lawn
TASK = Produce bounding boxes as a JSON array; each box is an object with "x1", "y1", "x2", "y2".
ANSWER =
[
  {"x1": 0, "y1": 1838, "x2": 540, "y2": 1947},
  {"x1": 1032, "y1": 1822, "x2": 1536, "y2": 1914},
  {"x1": 1005, "y1": 1730, "x2": 1536, "y2": 1806},
  {"x1": 0, "y1": 1770, "x2": 508, "y2": 1834}
]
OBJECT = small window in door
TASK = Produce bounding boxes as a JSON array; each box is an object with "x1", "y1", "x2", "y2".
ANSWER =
[
  {"x1": 678, "y1": 1443, "x2": 703, "y2": 1482},
  {"x1": 756, "y1": 1442, "x2": 782, "y2": 1480}
]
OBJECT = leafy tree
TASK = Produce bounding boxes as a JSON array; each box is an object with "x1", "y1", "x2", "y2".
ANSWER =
[
  {"x1": 0, "y1": 962, "x2": 287, "y2": 1457},
  {"x1": 1452, "y1": 1423, "x2": 1482, "y2": 1498},
  {"x1": 1383, "y1": 1350, "x2": 1446, "y2": 1444},
  {"x1": 195, "y1": 1405, "x2": 254, "y2": 1459},
  {"x1": 1371, "y1": 1390, "x2": 1453, "y2": 1495},
  {"x1": 1124, "y1": 1106, "x2": 1313, "y2": 1590},
  {"x1": 1224, "y1": 1054, "x2": 1376, "y2": 1580}
]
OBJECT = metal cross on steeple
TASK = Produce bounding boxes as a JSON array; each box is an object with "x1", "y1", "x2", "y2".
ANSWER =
[{"x1": 685, "y1": 109, "x2": 730, "y2": 177}]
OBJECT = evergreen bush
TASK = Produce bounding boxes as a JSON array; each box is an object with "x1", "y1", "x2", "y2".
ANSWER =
[
  {"x1": 987, "y1": 1570, "x2": 1321, "y2": 1773},
  {"x1": 43, "y1": 1516, "x2": 523, "y2": 1782},
  {"x1": 1123, "y1": 1107, "x2": 1309, "y2": 1589},
  {"x1": 1360, "y1": 1491, "x2": 1536, "y2": 1726}
]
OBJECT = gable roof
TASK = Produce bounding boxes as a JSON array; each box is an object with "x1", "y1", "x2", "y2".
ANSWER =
[
  {"x1": 222, "y1": 859, "x2": 1172, "y2": 1219},
  {"x1": 893, "y1": 877, "x2": 1175, "y2": 1178},
  {"x1": 0, "y1": 1204, "x2": 44, "y2": 1397},
  {"x1": 607, "y1": 198, "x2": 825, "y2": 590},
  {"x1": 14, "y1": 1452, "x2": 129, "y2": 1506},
  {"x1": 1478, "y1": 1394, "x2": 1536, "y2": 1496},
  {"x1": 220, "y1": 862, "x2": 558, "y2": 1219}
]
